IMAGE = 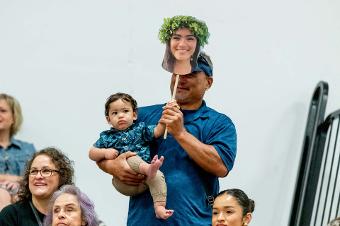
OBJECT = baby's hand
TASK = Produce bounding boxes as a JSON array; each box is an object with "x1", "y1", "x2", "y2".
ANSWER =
[
  {"x1": 5, "y1": 181, "x2": 19, "y2": 192},
  {"x1": 105, "y1": 149, "x2": 119, "y2": 160}
]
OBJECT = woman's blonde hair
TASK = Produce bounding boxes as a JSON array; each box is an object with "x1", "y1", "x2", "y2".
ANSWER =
[{"x1": 0, "y1": 93, "x2": 23, "y2": 137}]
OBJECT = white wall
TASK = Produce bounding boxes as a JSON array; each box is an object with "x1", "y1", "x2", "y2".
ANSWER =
[{"x1": 1, "y1": 1, "x2": 339, "y2": 225}]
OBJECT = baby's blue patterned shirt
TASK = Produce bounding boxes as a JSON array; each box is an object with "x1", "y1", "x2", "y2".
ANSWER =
[{"x1": 94, "y1": 122, "x2": 156, "y2": 162}]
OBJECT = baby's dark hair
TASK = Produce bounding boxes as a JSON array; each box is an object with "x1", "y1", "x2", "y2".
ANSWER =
[
  {"x1": 105, "y1": 92, "x2": 138, "y2": 116},
  {"x1": 215, "y1": 188, "x2": 255, "y2": 216}
]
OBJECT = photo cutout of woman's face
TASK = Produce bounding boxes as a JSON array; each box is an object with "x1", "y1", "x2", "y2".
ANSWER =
[{"x1": 162, "y1": 27, "x2": 200, "y2": 75}]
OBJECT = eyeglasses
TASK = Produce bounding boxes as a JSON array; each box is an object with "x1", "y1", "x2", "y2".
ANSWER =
[{"x1": 29, "y1": 168, "x2": 60, "y2": 177}]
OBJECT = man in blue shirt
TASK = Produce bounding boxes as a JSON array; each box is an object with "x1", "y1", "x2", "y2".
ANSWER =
[{"x1": 98, "y1": 53, "x2": 237, "y2": 225}]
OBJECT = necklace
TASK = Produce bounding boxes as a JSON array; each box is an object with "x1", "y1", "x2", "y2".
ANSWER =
[{"x1": 29, "y1": 201, "x2": 43, "y2": 226}]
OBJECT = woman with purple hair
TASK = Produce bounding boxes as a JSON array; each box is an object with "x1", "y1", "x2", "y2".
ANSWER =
[{"x1": 43, "y1": 185, "x2": 100, "y2": 226}]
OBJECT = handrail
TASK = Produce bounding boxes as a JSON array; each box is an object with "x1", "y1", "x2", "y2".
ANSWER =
[{"x1": 289, "y1": 81, "x2": 328, "y2": 226}]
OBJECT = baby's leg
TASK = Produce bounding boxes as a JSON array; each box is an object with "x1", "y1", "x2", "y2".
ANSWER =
[
  {"x1": 112, "y1": 177, "x2": 147, "y2": 196},
  {"x1": 139, "y1": 155, "x2": 164, "y2": 180},
  {"x1": 128, "y1": 156, "x2": 173, "y2": 219},
  {"x1": 147, "y1": 171, "x2": 173, "y2": 219}
]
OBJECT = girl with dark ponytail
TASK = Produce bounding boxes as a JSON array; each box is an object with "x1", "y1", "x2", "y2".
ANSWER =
[{"x1": 212, "y1": 188, "x2": 255, "y2": 226}]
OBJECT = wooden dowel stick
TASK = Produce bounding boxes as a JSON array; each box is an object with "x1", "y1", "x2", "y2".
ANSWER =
[{"x1": 164, "y1": 74, "x2": 180, "y2": 139}]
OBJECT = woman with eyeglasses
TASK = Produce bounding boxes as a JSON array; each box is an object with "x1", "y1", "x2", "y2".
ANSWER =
[
  {"x1": 0, "y1": 147, "x2": 74, "y2": 226},
  {"x1": 0, "y1": 93, "x2": 36, "y2": 210}
]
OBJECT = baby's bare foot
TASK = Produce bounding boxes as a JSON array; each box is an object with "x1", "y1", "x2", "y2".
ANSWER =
[
  {"x1": 147, "y1": 155, "x2": 164, "y2": 179},
  {"x1": 155, "y1": 205, "x2": 174, "y2": 220}
]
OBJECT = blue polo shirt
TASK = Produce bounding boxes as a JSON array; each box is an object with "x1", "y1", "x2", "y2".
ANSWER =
[
  {"x1": 0, "y1": 138, "x2": 35, "y2": 176},
  {"x1": 127, "y1": 101, "x2": 237, "y2": 226}
]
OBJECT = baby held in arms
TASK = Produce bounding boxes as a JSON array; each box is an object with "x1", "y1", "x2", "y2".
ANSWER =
[{"x1": 89, "y1": 92, "x2": 174, "y2": 219}]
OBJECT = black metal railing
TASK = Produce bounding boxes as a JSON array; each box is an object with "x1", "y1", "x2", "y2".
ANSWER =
[
  {"x1": 289, "y1": 81, "x2": 329, "y2": 226},
  {"x1": 310, "y1": 109, "x2": 340, "y2": 226}
]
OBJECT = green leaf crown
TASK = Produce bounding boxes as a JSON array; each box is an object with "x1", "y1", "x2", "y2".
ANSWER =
[{"x1": 158, "y1": 15, "x2": 209, "y2": 47}]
